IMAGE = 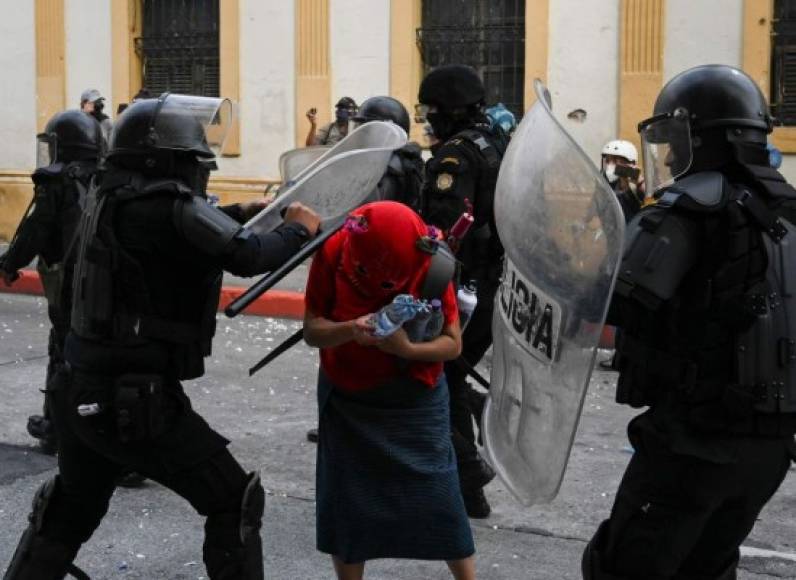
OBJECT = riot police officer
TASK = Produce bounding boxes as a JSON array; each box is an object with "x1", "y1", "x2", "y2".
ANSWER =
[
  {"x1": 418, "y1": 64, "x2": 509, "y2": 518},
  {"x1": 0, "y1": 110, "x2": 103, "y2": 454},
  {"x1": 353, "y1": 95, "x2": 425, "y2": 210},
  {"x1": 582, "y1": 65, "x2": 796, "y2": 579},
  {"x1": 3, "y1": 93, "x2": 320, "y2": 580}
]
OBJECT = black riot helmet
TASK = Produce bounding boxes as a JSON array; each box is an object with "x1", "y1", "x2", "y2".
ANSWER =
[
  {"x1": 353, "y1": 96, "x2": 411, "y2": 133},
  {"x1": 36, "y1": 110, "x2": 103, "y2": 167},
  {"x1": 638, "y1": 65, "x2": 774, "y2": 192},
  {"x1": 417, "y1": 65, "x2": 486, "y2": 142},
  {"x1": 107, "y1": 92, "x2": 233, "y2": 161},
  {"x1": 418, "y1": 64, "x2": 485, "y2": 109}
]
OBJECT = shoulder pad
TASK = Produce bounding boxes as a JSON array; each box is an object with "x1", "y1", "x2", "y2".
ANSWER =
[
  {"x1": 173, "y1": 195, "x2": 243, "y2": 256},
  {"x1": 656, "y1": 172, "x2": 730, "y2": 213},
  {"x1": 614, "y1": 207, "x2": 700, "y2": 308},
  {"x1": 31, "y1": 163, "x2": 66, "y2": 183},
  {"x1": 140, "y1": 178, "x2": 193, "y2": 197},
  {"x1": 452, "y1": 128, "x2": 501, "y2": 168},
  {"x1": 386, "y1": 152, "x2": 404, "y2": 176}
]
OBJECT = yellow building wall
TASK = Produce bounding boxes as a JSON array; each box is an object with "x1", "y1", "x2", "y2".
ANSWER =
[
  {"x1": 618, "y1": 0, "x2": 666, "y2": 151},
  {"x1": 295, "y1": 0, "x2": 332, "y2": 147},
  {"x1": 36, "y1": 0, "x2": 66, "y2": 132},
  {"x1": 742, "y1": 0, "x2": 796, "y2": 152}
]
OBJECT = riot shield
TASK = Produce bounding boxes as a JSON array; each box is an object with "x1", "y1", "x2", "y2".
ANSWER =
[
  {"x1": 246, "y1": 121, "x2": 406, "y2": 234},
  {"x1": 483, "y1": 80, "x2": 625, "y2": 505},
  {"x1": 279, "y1": 145, "x2": 331, "y2": 187}
]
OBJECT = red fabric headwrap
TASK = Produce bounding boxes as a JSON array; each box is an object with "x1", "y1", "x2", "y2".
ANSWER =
[
  {"x1": 305, "y1": 201, "x2": 458, "y2": 392},
  {"x1": 339, "y1": 201, "x2": 430, "y2": 304}
]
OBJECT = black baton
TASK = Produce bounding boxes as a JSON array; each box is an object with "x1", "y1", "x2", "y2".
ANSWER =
[
  {"x1": 455, "y1": 356, "x2": 490, "y2": 389},
  {"x1": 249, "y1": 327, "x2": 305, "y2": 376},
  {"x1": 225, "y1": 214, "x2": 348, "y2": 318}
]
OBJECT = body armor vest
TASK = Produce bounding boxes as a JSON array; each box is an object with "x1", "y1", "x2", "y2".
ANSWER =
[
  {"x1": 71, "y1": 171, "x2": 222, "y2": 378},
  {"x1": 615, "y1": 167, "x2": 796, "y2": 432}
]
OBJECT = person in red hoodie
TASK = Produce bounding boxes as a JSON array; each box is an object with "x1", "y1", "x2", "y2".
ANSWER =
[{"x1": 303, "y1": 201, "x2": 476, "y2": 580}]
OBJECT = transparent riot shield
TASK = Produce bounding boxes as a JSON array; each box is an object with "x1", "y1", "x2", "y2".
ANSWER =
[
  {"x1": 279, "y1": 145, "x2": 332, "y2": 187},
  {"x1": 483, "y1": 80, "x2": 625, "y2": 505},
  {"x1": 246, "y1": 121, "x2": 407, "y2": 234}
]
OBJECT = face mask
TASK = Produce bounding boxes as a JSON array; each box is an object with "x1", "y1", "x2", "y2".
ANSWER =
[
  {"x1": 427, "y1": 112, "x2": 456, "y2": 143},
  {"x1": 604, "y1": 163, "x2": 618, "y2": 184},
  {"x1": 335, "y1": 108, "x2": 350, "y2": 123}
]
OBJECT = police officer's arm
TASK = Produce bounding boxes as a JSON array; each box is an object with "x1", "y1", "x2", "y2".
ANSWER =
[
  {"x1": 423, "y1": 145, "x2": 476, "y2": 230},
  {"x1": 173, "y1": 196, "x2": 319, "y2": 277},
  {"x1": 610, "y1": 207, "x2": 699, "y2": 316},
  {"x1": 1, "y1": 183, "x2": 58, "y2": 277},
  {"x1": 217, "y1": 199, "x2": 269, "y2": 224}
]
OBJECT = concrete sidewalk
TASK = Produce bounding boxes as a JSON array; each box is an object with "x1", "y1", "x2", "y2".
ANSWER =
[{"x1": 0, "y1": 293, "x2": 794, "y2": 579}]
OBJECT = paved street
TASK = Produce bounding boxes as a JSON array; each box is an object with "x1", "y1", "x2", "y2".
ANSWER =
[{"x1": 0, "y1": 292, "x2": 794, "y2": 579}]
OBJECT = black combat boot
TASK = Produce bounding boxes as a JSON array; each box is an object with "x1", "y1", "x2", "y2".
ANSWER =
[{"x1": 203, "y1": 472, "x2": 265, "y2": 580}]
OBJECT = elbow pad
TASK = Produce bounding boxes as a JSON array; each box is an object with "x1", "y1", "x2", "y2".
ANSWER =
[
  {"x1": 173, "y1": 196, "x2": 250, "y2": 256},
  {"x1": 614, "y1": 209, "x2": 699, "y2": 309}
]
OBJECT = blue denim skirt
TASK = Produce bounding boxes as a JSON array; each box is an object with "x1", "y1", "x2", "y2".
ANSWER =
[{"x1": 315, "y1": 370, "x2": 475, "y2": 564}]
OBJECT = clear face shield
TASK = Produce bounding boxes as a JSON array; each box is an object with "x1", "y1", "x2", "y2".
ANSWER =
[
  {"x1": 152, "y1": 94, "x2": 235, "y2": 156},
  {"x1": 36, "y1": 133, "x2": 57, "y2": 168},
  {"x1": 639, "y1": 107, "x2": 693, "y2": 192}
]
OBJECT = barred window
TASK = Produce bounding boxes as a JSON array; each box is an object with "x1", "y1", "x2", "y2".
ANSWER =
[
  {"x1": 136, "y1": 0, "x2": 220, "y2": 97},
  {"x1": 417, "y1": 0, "x2": 526, "y2": 119},
  {"x1": 772, "y1": 0, "x2": 796, "y2": 125}
]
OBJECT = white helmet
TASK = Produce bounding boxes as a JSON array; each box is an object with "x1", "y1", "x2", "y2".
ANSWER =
[{"x1": 601, "y1": 139, "x2": 638, "y2": 164}]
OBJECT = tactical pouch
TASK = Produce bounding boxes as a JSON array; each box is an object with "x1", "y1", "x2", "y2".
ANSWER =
[
  {"x1": 36, "y1": 258, "x2": 64, "y2": 311},
  {"x1": 113, "y1": 374, "x2": 166, "y2": 443}
]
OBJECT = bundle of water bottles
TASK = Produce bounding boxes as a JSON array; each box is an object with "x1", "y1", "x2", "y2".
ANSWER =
[{"x1": 369, "y1": 281, "x2": 479, "y2": 342}]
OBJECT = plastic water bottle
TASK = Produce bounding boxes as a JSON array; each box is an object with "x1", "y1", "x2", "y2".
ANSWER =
[
  {"x1": 423, "y1": 299, "x2": 444, "y2": 341},
  {"x1": 404, "y1": 300, "x2": 431, "y2": 342},
  {"x1": 457, "y1": 281, "x2": 478, "y2": 331},
  {"x1": 372, "y1": 294, "x2": 424, "y2": 337}
]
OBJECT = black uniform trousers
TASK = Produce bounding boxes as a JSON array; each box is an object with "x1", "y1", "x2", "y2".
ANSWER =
[
  {"x1": 40, "y1": 366, "x2": 250, "y2": 568},
  {"x1": 444, "y1": 281, "x2": 497, "y2": 478},
  {"x1": 593, "y1": 410, "x2": 792, "y2": 579}
]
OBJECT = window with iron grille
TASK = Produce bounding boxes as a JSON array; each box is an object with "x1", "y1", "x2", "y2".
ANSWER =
[
  {"x1": 417, "y1": 0, "x2": 525, "y2": 119},
  {"x1": 136, "y1": 0, "x2": 220, "y2": 97},
  {"x1": 772, "y1": 0, "x2": 796, "y2": 125}
]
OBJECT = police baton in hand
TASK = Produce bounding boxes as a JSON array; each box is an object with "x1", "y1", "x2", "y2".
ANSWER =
[{"x1": 224, "y1": 213, "x2": 348, "y2": 318}]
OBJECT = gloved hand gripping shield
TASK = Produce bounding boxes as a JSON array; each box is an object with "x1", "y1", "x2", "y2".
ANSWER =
[
  {"x1": 245, "y1": 121, "x2": 407, "y2": 234},
  {"x1": 483, "y1": 80, "x2": 625, "y2": 505}
]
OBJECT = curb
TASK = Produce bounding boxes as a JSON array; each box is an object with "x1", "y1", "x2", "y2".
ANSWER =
[{"x1": 0, "y1": 271, "x2": 306, "y2": 321}]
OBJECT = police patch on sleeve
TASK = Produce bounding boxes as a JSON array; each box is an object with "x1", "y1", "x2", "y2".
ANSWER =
[{"x1": 436, "y1": 173, "x2": 454, "y2": 191}]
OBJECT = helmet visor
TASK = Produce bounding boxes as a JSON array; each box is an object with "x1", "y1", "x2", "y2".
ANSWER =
[
  {"x1": 154, "y1": 94, "x2": 235, "y2": 156},
  {"x1": 36, "y1": 133, "x2": 57, "y2": 168},
  {"x1": 639, "y1": 108, "x2": 692, "y2": 192}
]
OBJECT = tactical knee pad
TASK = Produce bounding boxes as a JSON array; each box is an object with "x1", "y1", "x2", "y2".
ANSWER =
[
  {"x1": 203, "y1": 472, "x2": 265, "y2": 580},
  {"x1": 4, "y1": 476, "x2": 89, "y2": 580}
]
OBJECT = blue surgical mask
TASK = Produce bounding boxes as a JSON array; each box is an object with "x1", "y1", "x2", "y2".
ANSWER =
[{"x1": 336, "y1": 108, "x2": 350, "y2": 123}]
